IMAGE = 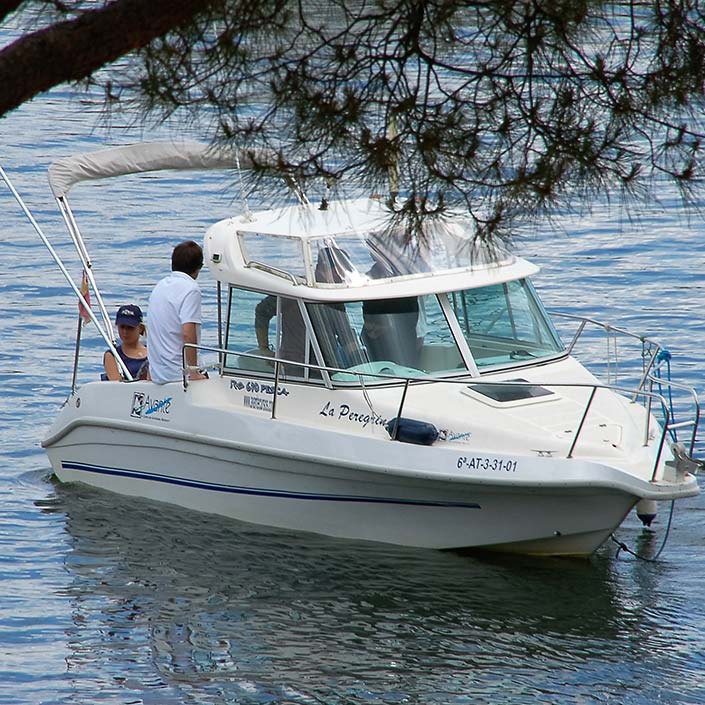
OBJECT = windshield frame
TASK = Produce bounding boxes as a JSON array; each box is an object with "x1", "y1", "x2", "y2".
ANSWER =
[{"x1": 221, "y1": 278, "x2": 566, "y2": 387}]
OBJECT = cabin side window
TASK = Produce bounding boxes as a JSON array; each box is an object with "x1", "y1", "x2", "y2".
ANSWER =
[
  {"x1": 224, "y1": 287, "x2": 316, "y2": 378},
  {"x1": 223, "y1": 288, "x2": 274, "y2": 374}
]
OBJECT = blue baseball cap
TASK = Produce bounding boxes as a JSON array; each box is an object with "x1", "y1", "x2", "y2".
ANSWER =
[{"x1": 115, "y1": 305, "x2": 143, "y2": 327}]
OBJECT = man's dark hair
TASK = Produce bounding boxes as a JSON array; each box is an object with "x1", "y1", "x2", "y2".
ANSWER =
[{"x1": 171, "y1": 240, "x2": 203, "y2": 274}]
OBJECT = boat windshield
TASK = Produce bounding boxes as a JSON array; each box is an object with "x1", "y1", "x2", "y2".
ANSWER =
[
  {"x1": 447, "y1": 279, "x2": 564, "y2": 369},
  {"x1": 223, "y1": 279, "x2": 563, "y2": 383}
]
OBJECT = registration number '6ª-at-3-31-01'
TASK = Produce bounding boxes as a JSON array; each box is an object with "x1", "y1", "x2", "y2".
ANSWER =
[{"x1": 457, "y1": 456, "x2": 518, "y2": 472}]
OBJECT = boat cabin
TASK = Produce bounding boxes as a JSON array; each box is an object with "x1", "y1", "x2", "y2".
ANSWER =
[{"x1": 204, "y1": 198, "x2": 565, "y2": 385}]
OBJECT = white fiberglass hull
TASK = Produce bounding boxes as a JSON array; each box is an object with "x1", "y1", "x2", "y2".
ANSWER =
[{"x1": 43, "y1": 375, "x2": 698, "y2": 556}]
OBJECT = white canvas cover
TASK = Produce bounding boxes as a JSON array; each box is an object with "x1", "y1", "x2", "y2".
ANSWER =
[{"x1": 48, "y1": 141, "x2": 257, "y2": 198}]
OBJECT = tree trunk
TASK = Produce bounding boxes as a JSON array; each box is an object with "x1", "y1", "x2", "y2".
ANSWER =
[{"x1": 0, "y1": 0, "x2": 214, "y2": 117}]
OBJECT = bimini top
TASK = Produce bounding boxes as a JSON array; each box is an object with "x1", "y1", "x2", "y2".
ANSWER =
[
  {"x1": 47, "y1": 140, "x2": 254, "y2": 199},
  {"x1": 204, "y1": 198, "x2": 539, "y2": 301}
]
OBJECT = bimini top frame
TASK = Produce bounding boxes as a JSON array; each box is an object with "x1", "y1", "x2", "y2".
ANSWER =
[
  {"x1": 2, "y1": 141, "x2": 280, "y2": 391},
  {"x1": 45, "y1": 141, "x2": 264, "y2": 385}
]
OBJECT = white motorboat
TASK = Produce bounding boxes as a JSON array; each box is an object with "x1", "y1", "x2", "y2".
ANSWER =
[{"x1": 17, "y1": 141, "x2": 702, "y2": 556}]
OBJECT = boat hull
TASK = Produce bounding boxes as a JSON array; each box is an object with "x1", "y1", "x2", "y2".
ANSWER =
[
  {"x1": 42, "y1": 378, "x2": 698, "y2": 557},
  {"x1": 44, "y1": 423, "x2": 677, "y2": 557},
  {"x1": 47, "y1": 440, "x2": 633, "y2": 555}
]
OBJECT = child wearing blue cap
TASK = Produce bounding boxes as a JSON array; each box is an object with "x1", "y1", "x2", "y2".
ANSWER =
[{"x1": 103, "y1": 304, "x2": 149, "y2": 381}]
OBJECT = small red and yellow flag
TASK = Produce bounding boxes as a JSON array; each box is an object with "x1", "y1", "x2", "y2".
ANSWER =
[{"x1": 78, "y1": 270, "x2": 91, "y2": 325}]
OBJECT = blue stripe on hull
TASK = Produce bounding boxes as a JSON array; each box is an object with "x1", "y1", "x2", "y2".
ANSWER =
[{"x1": 60, "y1": 461, "x2": 480, "y2": 509}]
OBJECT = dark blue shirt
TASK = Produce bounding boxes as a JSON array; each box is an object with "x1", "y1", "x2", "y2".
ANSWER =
[{"x1": 104, "y1": 345, "x2": 148, "y2": 380}]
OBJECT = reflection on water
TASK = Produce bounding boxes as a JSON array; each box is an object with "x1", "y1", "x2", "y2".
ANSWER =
[{"x1": 30, "y1": 481, "x2": 704, "y2": 705}]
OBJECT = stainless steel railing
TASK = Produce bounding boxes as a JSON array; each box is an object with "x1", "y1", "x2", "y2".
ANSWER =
[
  {"x1": 550, "y1": 311, "x2": 700, "y2": 455},
  {"x1": 181, "y1": 341, "x2": 698, "y2": 481},
  {"x1": 550, "y1": 310, "x2": 661, "y2": 386}
]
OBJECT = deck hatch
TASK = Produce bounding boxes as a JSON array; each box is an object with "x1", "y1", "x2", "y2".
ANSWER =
[{"x1": 464, "y1": 378, "x2": 555, "y2": 403}]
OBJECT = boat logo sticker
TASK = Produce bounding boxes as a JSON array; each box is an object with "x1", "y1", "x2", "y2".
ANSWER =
[
  {"x1": 130, "y1": 393, "x2": 145, "y2": 418},
  {"x1": 130, "y1": 392, "x2": 172, "y2": 421}
]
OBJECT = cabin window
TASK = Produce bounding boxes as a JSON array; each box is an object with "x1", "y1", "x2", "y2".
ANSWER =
[
  {"x1": 224, "y1": 287, "x2": 316, "y2": 378},
  {"x1": 307, "y1": 301, "x2": 367, "y2": 371},
  {"x1": 223, "y1": 288, "x2": 274, "y2": 374},
  {"x1": 238, "y1": 232, "x2": 306, "y2": 282},
  {"x1": 448, "y1": 279, "x2": 564, "y2": 369},
  {"x1": 415, "y1": 295, "x2": 467, "y2": 374}
]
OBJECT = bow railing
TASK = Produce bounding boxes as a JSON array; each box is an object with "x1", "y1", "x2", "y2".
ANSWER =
[{"x1": 181, "y1": 341, "x2": 700, "y2": 482}]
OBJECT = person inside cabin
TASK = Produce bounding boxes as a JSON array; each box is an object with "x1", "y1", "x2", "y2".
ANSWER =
[
  {"x1": 362, "y1": 297, "x2": 422, "y2": 368},
  {"x1": 147, "y1": 240, "x2": 207, "y2": 383},
  {"x1": 103, "y1": 304, "x2": 149, "y2": 381},
  {"x1": 361, "y1": 260, "x2": 422, "y2": 368},
  {"x1": 255, "y1": 294, "x2": 308, "y2": 374}
]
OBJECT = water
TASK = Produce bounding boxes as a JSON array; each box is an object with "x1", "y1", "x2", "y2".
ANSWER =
[{"x1": 2, "y1": 88, "x2": 705, "y2": 705}]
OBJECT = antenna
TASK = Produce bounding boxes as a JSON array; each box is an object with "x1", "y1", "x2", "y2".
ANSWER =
[{"x1": 236, "y1": 149, "x2": 253, "y2": 221}]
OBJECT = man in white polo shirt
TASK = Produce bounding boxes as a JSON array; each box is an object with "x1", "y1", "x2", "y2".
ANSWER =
[{"x1": 147, "y1": 240, "x2": 207, "y2": 384}]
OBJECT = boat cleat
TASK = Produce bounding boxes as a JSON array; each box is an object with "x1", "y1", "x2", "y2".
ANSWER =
[{"x1": 663, "y1": 442, "x2": 701, "y2": 482}]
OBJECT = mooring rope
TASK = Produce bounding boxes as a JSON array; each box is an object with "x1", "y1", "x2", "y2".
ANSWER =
[{"x1": 609, "y1": 499, "x2": 676, "y2": 562}]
